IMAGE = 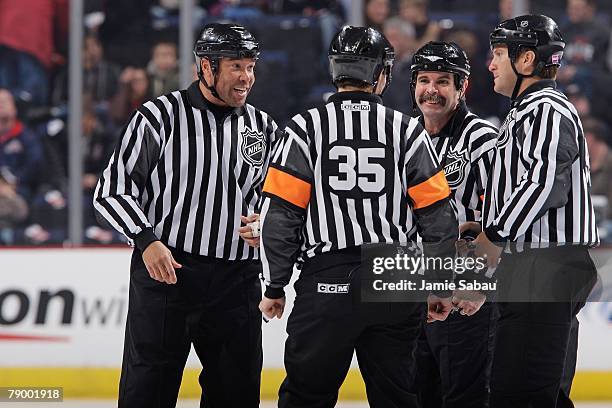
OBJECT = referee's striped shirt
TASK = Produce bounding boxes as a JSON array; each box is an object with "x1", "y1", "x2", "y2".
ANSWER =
[
  {"x1": 482, "y1": 80, "x2": 599, "y2": 248},
  {"x1": 94, "y1": 81, "x2": 279, "y2": 260},
  {"x1": 426, "y1": 101, "x2": 497, "y2": 224},
  {"x1": 259, "y1": 91, "x2": 457, "y2": 295}
]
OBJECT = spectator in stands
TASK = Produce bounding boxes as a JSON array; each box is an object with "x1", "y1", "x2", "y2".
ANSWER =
[
  {"x1": 566, "y1": 80, "x2": 612, "y2": 131},
  {"x1": 558, "y1": 0, "x2": 611, "y2": 95},
  {"x1": 364, "y1": 0, "x2": 390, "y2": 32},
  {"x1": 584, "y1": 117, "x2": 612, "y2": 218},
  {"x1": 498, "y1": 0, "x2": 530, "y2": 20},
  {"x1": 52, "y1": 33, "x2": 121, "y2": 106},
  {"x1": 0, "y1": 88, "x2": 65, "y2": 244},
  {"x1": 81, "y1": 96, "x2": 118, "y2": 243},
  {"x1": 398, "y1": 0, "x2": 441, "y2": 48},
  {"x1": 0, "y1": 0, "x2": 69, "y2": 107},
  {"x1": 444, "y1": 28, "x2": 508, "y2": 123},
  {"x1": 566, "y1": 83, "x2": 591, "y2": 117},
  {"x1": 0, "y1": 89, "x2": 45, "y2": 203},
  {"x1": 110, "y1": 67, "x2": 152, "y2": 125},
  {"x1": 147, "y1": 40, "x2": 180, "y2": 97},
  {"x1": 0, "y1": 167, "x2": 28, "y2": 243},
  {"x1": 382, "y1": 17, "x2": 416, "y2": 113}
]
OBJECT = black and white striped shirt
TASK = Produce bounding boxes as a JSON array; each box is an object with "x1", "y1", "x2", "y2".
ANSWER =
[
  {"x1": 482, "y1": 80, "x2": 599, "y2": 248},
  {"x1": 425, "y1": 102, "x2": 498, "y2": 224},
  {"x1": 259, "y1": 92, "x2": 458, "y2": 296},
  {"x1": 94, "y1": 81, "x2": 279, "y2": 260}
]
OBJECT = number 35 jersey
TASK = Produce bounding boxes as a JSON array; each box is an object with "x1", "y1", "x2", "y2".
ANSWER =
[{"x1": 259, "y1": 92, "x2": 457, "y2": 292}]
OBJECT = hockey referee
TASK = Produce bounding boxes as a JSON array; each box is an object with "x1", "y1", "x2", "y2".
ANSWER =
[
  {"x1": 94, "y1": 23, "x2": 278, "y2": 408},
  {"x1": 473, "y1": 14, "x2": 598, "y2": 407},
  {"x1": 410, "y1": 41, "x2": 499, "y2": 408},
  {"x1": 258, "y1": 26, "x2": 458, "y2": 407}
]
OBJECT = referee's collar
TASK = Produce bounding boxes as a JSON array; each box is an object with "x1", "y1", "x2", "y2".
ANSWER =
[
  {"x1": 512, "y1": 79, "x2": 557, "y2": 107},
  {"x1": 186, "y1": 81, "x2": 246, "y2": 116},
  {"x1": 327, "y1": 91, "x2": 383, "y2": 105},
  {"x1": 419, "y1": 100, "x2": 469, "y2": 139}
]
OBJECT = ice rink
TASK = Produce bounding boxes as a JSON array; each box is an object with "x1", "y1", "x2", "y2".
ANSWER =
[{"x1": 0, "y1": 401, "x2": 611, "y2": 407}]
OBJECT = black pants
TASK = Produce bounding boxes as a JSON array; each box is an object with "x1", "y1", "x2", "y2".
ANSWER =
[
  {"x1": 278, "y1": 248, "x2": 426, "y2": 408},
  {"x1": 559, "y1": 316, "x2": 579, "y2": 408},
  {"x1": 489, "y1": 246, "x2": 596, "y2": 408},
  {"x1": 118, "y1": 248, "x2": 263, "y2": 408},
  {"x1": 416, "y1": 301, "x2": 498, "y2": 408}
]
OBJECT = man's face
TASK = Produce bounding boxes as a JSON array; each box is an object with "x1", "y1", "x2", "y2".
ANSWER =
[
  {"x1": 488, "y1": 45, "x2": 516, "y2": 97},
  {"x1": 415, "y1": 71, "x2": 462, "y2": 123},
  {"x1": 567, "y1": 0, "x2": 593, "y2": 24},
  {"x1": 84, "y1": 37, "x2": 103, "y2": 68},
  {"x1": 400, "y1": 0, "x2": 427, "y2": 24},
  {"x1": 130, "y1": 69, "x2": 149, "y2": 98},
  {"x1": 204, "y1": 57, "x2": 256, "y2": 107},
  {"x1": 366, "y1": 0, "x2": 390, "y2": 25},
  {"x1": 153, "y1": 43, "x2": 177, "y2": 73}
]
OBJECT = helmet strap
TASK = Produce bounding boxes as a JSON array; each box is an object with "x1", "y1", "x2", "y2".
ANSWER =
[
  {"x1": 509, "y1": 57, "x2": 526, "y2": 101},
  {"x1": 509, "y1": 48, "x2": 544, "y2": 100},
  {"x1": 375, "y1": 66, "x2": 392, "y2": 96}
]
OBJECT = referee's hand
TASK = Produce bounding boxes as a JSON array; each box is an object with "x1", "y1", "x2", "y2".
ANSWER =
[
  {"x1": 426, "y1": 294, "x2": 453, "y2": 323},
  {"x1": 142, "y1": 241, "x2": 182, "y2": 284},
  {"x1": 239, "y1": 214, "x2": 260, "y2": 247},
  {"x1": 473, "y1": 232, "x2": 502, "y2": 268},
  {"x1": 259, "y1": 296, "x2": 285, "y2": 320},
  {"x1": 451, "y1": 290, "x2": 486, "y2": 316}
]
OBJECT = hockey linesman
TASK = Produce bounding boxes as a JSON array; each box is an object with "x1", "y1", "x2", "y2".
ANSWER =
[
  {"x1": 411, "y1": 41, "x2": 499, "y2": 408},
  {"x1": 258, "y1": 26, "x2": 458, "y2": 407},
  {"x1": 474, "y1": 14, "x2": 598, "y2": 407},
  {"x1": 94, "y1": 23, "x2": 278, "y2": 407}
]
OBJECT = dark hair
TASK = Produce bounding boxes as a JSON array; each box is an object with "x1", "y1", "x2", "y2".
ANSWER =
[{"x1": 334, "y1": 78, "x2": 373, "y2": 90}]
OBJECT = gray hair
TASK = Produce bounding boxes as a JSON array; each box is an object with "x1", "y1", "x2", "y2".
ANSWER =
[{"x1": 383, "y1": 17, "x2": 416, "y2": 39}]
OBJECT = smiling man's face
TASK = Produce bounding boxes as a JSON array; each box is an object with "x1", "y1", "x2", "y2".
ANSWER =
[
  {"x1": 204, "y1": 57, "x2": 256, "y2": 107},
  {"x1": 415, "y1": 71, "x2": 463, "y2": 125}
]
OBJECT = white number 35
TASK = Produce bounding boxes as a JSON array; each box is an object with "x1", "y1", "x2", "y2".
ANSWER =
[{"x1": 328, "y1": 146, "x2": 385, "y2": 193}]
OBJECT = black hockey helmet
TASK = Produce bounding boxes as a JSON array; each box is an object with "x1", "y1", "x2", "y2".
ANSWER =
[
  {"x1": 410, "y1": 41, "x2": 471, "y2": 91},
  {"x1": 193, "y1": 23, "x2": 259, "y2": 101},
  {"x1": 489, "y1": 14, "x2": 565, "y2": 98},
  {"x1": 328, "y1": 26, "x2": 395, "y2": 95}
]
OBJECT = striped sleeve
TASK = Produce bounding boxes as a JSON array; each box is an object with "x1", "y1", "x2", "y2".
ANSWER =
[
  {"x1": 485, "y1": 104, "x2": 578, "y2": 243},
  {"x1": 262, "y1": 120, "x2": 313, "y2": 209},
  {"x1": 93, "y1": 111, "x2": 162, "y2": 250},
  {"x1": 466, "y1": 122, "x2": 497, "y2": 219},
  {"x1": 260, "y1": 119, "x2": 313, "y2": 298}
]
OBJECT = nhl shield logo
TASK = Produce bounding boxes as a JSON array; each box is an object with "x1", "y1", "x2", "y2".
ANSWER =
[
  {"x1": 496, "y1": 109, "x2": 515, "y2": 149},
  {"x1": 241, "y1": 126, "x2": 266, "y2": 167},
  {"x1": 444, "y1": 149, "x2": 469, "y2": 188}
]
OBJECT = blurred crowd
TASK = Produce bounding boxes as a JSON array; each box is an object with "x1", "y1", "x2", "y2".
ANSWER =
[{"x1": 1, "y1": 0, "x2": 612, "y2": 245}]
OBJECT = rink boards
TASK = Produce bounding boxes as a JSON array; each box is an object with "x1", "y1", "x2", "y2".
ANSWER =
[{"x1": 1, "y1": 248, "x2": 611, "y2": 399}]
